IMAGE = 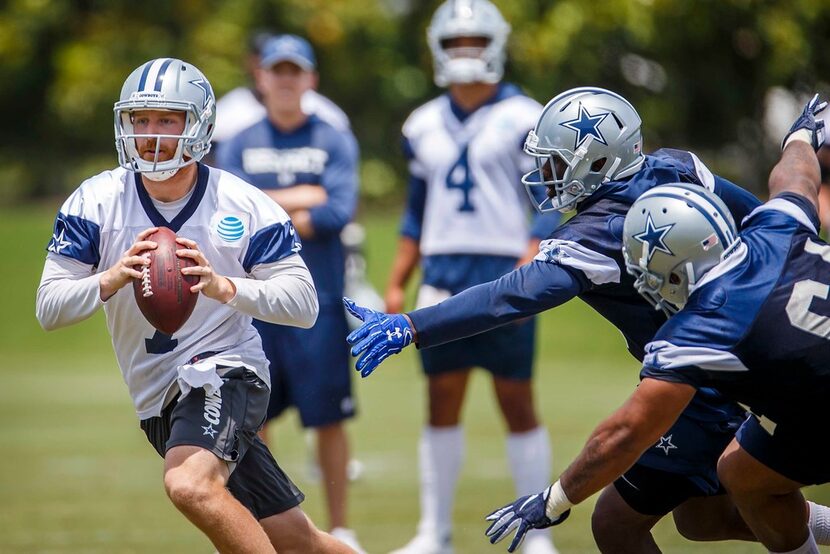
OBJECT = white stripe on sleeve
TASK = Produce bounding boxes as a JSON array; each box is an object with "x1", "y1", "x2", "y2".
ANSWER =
[
  {"x1": 644, "y1": 340, "x2": 749, "y2": 372},
  {"x1": 534, "y1": 238, "x2": 621, "y2": 285}
]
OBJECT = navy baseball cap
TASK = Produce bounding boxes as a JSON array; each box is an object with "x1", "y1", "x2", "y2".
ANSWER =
[{"x1": 259, "y1": 34, "x2": 316, "y2": 70}]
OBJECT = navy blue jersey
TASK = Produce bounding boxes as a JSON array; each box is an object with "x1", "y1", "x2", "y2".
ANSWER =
[
  {"x1": 216, "y1": 115, "x2": 359, "y2": 305},
  {"x1": 642, "y1": 193, "x2": 830, "y2": 426},
  {"x1": 410, "y1": 148, "x2": 760, "y2": 356},
  {"x1": 408, "y1": 149, "x2": 761, "y2": 424}
]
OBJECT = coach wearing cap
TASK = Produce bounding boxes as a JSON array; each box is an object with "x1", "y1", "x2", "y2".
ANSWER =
[{"x1": 215, "y1": 34, "x2": 365, "y2": 554}]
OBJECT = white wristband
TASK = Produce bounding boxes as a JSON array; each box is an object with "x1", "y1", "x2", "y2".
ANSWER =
[
  {"x1": 545, "y1": 480, "x2": 573, "y2": 519},
  {"x1": 784, "y1": 129, "x2": 813, "y2": 150}
]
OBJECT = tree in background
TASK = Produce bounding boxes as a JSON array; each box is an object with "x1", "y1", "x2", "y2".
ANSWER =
[{"x1": 1, "y1": 0, "x2": 829, "y2": 204}]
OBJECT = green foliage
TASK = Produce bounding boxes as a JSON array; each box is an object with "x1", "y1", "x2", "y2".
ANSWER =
[{"x1": 3, "y1": 0, "x2": 830, "y2": 204}]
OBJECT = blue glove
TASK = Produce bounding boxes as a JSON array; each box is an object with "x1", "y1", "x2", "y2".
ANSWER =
[
  {"x1": 484, "y1": 487, "x2": 571, "y2": 553},
  {"x1": 343, "y1": 297, "x2": 414, "y2": 377},
  {"x1": 783, "y1": 93, "x2": 828, "y2": 151}
]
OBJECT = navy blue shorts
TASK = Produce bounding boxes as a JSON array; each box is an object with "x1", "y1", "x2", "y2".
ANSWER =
[
  {"x1": 419, "y1": 254, "x2": 536, "y2": 379},
  {"x1": 614, "y1": 405, "x2": 745, "y2": 515},
  {"x1": 737, "y1": 414, "x2": 830, "y2": 485},
  {"x1": 255, "y1": 305, "x2": 355, "y2": 428},
  {"x1": 140, "y1": 367, "x2": 305, "y2": 519}
]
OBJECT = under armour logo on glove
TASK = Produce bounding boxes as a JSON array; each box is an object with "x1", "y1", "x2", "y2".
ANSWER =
[
  {"x1": 344, "y1": 297, "x2": 414, "y2": 377},
  {"x1": 782, "y1": 93, "x2": 828, "y2": 151},
  {"x1": 485, "y1": 486, "x2": 571, "y2": 553}
]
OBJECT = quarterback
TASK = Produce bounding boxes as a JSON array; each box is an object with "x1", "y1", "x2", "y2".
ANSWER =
[{"x1": 36, "y1": 58, "x2": 355, "y2": 553}]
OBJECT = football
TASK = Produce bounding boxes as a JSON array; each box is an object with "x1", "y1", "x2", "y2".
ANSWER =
[{"x1": 133, "y1": 227, "x2": 199, "y2": 335}]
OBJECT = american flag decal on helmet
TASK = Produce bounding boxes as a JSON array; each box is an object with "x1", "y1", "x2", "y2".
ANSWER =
[{"x1": 701, "y1": 233, "x2": 719, "y2": 251}]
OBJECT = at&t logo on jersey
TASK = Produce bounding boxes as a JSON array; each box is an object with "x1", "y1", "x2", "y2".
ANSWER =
[
  {"x1": 212, "y1": 213, "x2": 248, "y2": 244},
  {"x1": 217, "y1": 216, "x2": 245, "y2": 242}
]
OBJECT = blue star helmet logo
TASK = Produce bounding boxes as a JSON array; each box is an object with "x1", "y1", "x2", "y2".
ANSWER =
[
  {"x1": 189, "y1": 78, "x2": 213, "y2": 110},
  {"x1": 559, "y1": 103, "x2": 610, "y2": 149},
  {"x1": 633, "y1": 213, "x2": 675, "y2": 262}
]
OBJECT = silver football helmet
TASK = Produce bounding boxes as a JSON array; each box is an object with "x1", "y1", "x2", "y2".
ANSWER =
[
  {"x1": 427, "y1": 0, "x2": 510, "y2": 87},
  {"x1": 114, "y1": 58, "x2": 216, "y2": 181},
  {"x1": 523, "y1": 87, "x2": 645, "y2": 213},
  {"x1": 622, "y1": 183, "x2": 738, "y2": 315}
]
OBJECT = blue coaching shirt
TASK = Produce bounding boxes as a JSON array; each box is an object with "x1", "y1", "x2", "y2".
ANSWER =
[
  {"x1": 642, "y1": 193, "x2": 830, "y2": 426},
  {"x1": 216, "y1": 115, "x2": 359, "y2": 305}
]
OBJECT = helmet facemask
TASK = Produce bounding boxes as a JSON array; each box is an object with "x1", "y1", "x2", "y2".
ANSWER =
[
  {"x1": 427, "y1": 0, "x2": 510, "y2": 87},
  {"x1": 523, "y1": 132, "x2": 621, "y2": 212},
  {"x1": 622, "y1": 183, "x2": 739, "y2": 317},
  {"x1": 114, "y1": 59, "x2": 216, "y2": 181},
  {"x1": 522, "y1": 88, "x2": 645, "y2": 213}
]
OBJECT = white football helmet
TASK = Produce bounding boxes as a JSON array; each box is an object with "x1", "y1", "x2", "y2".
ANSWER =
[
  {"x1": 523, "y1": 87, "x2": 645, "y2": 213},
  {"x1": 622, "y1": 183, "x2": 738, "y2": 315},
  {"x1": 427, "y1": 0, "x2": 510, "y2": 87},
  {"x1": 114, "y1": 58, "x2": 216, "y2": 181}
]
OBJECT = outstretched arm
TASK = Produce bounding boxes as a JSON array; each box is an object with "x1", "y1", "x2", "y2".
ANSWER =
[
  {"x1": 345, "y1": 259, "x2": 589, "y2": 377},
  {"x1": 770, "y1": 142, "x2": 822, "y2": 211},
  {"x1": 484, "y1": 378, "x2": 696, "y2": 552},
  {"x1": 773, "y1": 94, "x2": 826, "y2": 210}
]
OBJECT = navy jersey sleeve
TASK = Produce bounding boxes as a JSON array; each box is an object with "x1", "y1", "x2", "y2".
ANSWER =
[
  {"x1": 308, "y1": 128, "x2": 359, "y2": 238},
  {"x1": 242, "y1": 220, "x2": 301, "y2": 272},
  {"x1": 399, "y1": 136, "x2": 427, "y2": 241},
  {"x1": 649, "y1": 149, "x2": 761, "y2": 227},
  {"x1": 409, "y1": 260, "x2": 590, "y2": 348},
  {"x1": 640, "y1": 308, "x2": 748, "y2": 390},
  {"x1": 713, "y1": 176, "x2": 762, "y2": 229}
]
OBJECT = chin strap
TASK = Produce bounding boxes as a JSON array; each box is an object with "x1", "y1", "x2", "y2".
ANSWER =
[{"x1": 141, "y1": 168, "x2": 180, "y2": 181}]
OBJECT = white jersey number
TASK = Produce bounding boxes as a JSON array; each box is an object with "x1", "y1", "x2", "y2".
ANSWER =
[
  {"x1": 786, "y1": 239, "x2": 830, "y2": 338},
  {"x1": 445, "y1": 147, "x2": 475, "y2": 212}
]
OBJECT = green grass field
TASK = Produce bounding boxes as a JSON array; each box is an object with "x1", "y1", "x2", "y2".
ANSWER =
[{"x1": 2, "y1": 203, "x2": 828, "y2": 553}]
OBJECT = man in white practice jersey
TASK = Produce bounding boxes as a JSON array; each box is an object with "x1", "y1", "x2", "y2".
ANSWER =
[{"x1": 36, "y1": 58, "x2": 355, "y2": 554}]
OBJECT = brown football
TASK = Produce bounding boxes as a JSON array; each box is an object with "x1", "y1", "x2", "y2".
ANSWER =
[{"x1": 133, "y1": 227, "x2": 199, "y2": 335}]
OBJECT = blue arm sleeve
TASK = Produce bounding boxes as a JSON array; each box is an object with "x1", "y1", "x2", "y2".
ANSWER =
[
  {"x1": 408, "y1": 260, "x2": 589, "y2": 348},
  {"x1": 308, "y1": 131, "x2": 359, "y2": 238},
  {"x1": 399, "y1": 136, "x2": 426, "y2": 240},
  {"x1": 713, "y1": 176, "x2": 762, "y2": 228},
  {"x1": 400, "y1": 175, "x2": 427, "y2": 240}
]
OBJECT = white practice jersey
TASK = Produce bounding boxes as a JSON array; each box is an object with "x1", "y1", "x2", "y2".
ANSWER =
[
  {"x1": 37, "y1": 165, "x2": 317, "y2": 418},
  {"x1": 403, "y1": 84, "x2": 542, "y2": 258},
  {"x1": 213, "y1": 87, "x2": 350, "y2": 143}
]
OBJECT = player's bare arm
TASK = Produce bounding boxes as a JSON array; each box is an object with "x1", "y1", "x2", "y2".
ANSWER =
[
  {"x1": 98, "y1": 226, "x2": 158, "y2": 301},
  {"x1": 558, "y1": 378, "x2": 696, "y2": 504},
  {"x1": 175, "y1": 237, "x2": 237, "y2": 303},
  {"x1": 770, "y1": 142, "x2": 822, "y2": 209},
  {"x1": 484, "y1": 378, "x2": 696, "y2": 552},
  {"x1": 772, "y1": 94, "x2": 827, "y2": 208}
]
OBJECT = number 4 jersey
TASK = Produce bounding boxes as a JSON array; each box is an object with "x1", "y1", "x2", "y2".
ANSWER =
[
  {"x1": 401, "y1": 83, "x2": 554, "y2": 257},
  {"x1": 37, "y1": 164, "x2": 313, "y2": 419},
  {"x1": 642, "y1": 193, "x2": 830, "y2": 425}
]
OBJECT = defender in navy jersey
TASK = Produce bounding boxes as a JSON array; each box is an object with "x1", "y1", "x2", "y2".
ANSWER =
[
  {"x1": 382, "y1": 2, "x2": 561, "y2": 553},
  {"x1": 37, "y1": 59, "x2": 355, "y2": 553},
  {"x1": 347, "y1": 87, "x2": 766, "y2": 551},
  {"x1": 215, "y1": 35, "x2": 365, "y2": 552},
  {"x1": 482, "y1": 95, "x2": 830, "y2": 554}
]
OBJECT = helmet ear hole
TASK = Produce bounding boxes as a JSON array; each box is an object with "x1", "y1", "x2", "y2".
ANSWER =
[
  {"x1": 669, "y1": 272, "x2": 682, "y2": 285},
  {"x1": 590, "y1": 157, "x2": 607, "y2": 172}
]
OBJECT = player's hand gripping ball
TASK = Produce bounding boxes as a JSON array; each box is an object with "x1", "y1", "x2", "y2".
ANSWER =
[{"x1": 132, "y1": 227, "x2": 199, "y2": 335}]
